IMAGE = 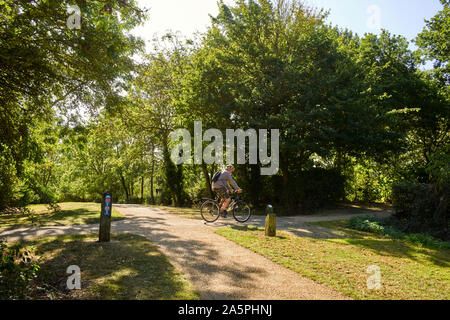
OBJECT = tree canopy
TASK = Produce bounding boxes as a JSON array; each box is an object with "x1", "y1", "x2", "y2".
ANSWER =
[{"x1": 0, "y1": 0, "x2": 448, "y2": 224}]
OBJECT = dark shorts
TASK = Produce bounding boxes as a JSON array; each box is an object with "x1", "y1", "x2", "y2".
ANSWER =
[{"x1": 212, "y1": 187, "x2": 230, "y2": 200}]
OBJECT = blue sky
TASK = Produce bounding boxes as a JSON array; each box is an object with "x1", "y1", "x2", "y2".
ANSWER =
[
  {"x1": 306, "y1": 0, "x2": 443, "y2": 42},
  {"x1": 134, "y1": 0, "x2": 444, "y2": 48}
]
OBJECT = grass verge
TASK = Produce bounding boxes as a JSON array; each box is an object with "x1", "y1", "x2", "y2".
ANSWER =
[
  {"x1": 0, "y1": 202, "x2": 125, "y2": 231},
  {"x1": 215, "y1": 224, "x2": 450, "y2": 300},
  {"x1": 342, "y1": 215, "x2": 450, "y2": 250},
  {"x1": 12, "y1": 233, "x2": 199, "y2": 300}
]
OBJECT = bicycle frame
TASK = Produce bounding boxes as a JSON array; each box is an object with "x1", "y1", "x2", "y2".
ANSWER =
[{"x1": 200, "y1": 191, "x2": 251, "y2": 223}]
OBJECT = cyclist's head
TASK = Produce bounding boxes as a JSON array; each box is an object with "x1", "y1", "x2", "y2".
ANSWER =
[{"x1": 226, "y1": 164, "x2": 234, "y2": 172}]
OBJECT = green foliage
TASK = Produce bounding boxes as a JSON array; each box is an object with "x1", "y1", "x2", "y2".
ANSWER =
[
  {"x1": 348, "y1": 215, "x2": 450, "y2": 249},
  {"x1": 0, "y1": 0, "x2": 146, "y2": 110},
  {"x1": 392, "y1": 182, "x2": 449, "y2": 240},
  {"x1": 0, "y1": 239, "x2": 40, "y2": 299},
  {"x1": 54, "y1": 116, "x2": 159, "y2": 203},
  {"x1": 348, "y1": 215, "x2": 386, "y2": 234},
  {"x1": 392, "y1": 183, "x2": 423, "y2": 219},
  {"x1": 415, "y1": 0, "x2": 450, "y2": 94},
  {"x1": 1, "y1": 0, "x2": 448, "y2": 225},
  {"x1": 391, "y1": 183, "x2": 448, "y2": 233},
  {"x1": 123, "y1": 34, "x2": 193, "y2": 205},
  {"x1": 0, "y1": 144, "x2": 20, "y2": 209},
  {"x1": 178, "y1": 0, "x2": 401, "y2": 212},
  {"x1": 296, "y1": 168, "x2": 346, "y2": 211},
  {"x1": 405, "y1": 233, "x2": 450, "y2": 249},
  {"x1": 427, "y1": 143, "x2": 450, "y2": 185},
  {"x1": 0, "y1": 0, "x2": 147, "y2": 208},
  {"x1": 342, "y1": 157, "x2": 394, "y2": 203},
  {"x1": 161, "y1": 145, "x2": 187, "y2": 206}
]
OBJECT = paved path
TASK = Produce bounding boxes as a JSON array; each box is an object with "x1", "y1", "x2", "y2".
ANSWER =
[{"x1": 0, "y1": 205, "x2": 391, "y2": 300}]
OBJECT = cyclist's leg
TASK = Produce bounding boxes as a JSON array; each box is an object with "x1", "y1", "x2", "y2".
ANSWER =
[
  {"x1": 221, "y1": 198, "x2": 231, "y2": 211},
  {"x1": 215, "y1": 187, "x2": 230, "y2": 215}
]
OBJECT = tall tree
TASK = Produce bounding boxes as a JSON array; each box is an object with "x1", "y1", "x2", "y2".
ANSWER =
[
  {"x1": 0, "y1": 0, "x2": 147, "y2": 208},
  {"x1": 126, "y1": 34, "x2": 192, "y2": 205},
  {"x1": 178, "y1": 0, "x2": 399, "y2": 212},
  {"x1": 415, "y1": 0, "x2": 449, "y2": 97},
  {"x1": 415, "y1": 0, "x2": 450, "y2": 182}
]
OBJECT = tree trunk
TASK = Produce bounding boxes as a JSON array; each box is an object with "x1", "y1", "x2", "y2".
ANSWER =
[
  {"x1": 433, "y1": 183, "x2": 448, "y2": 229},
  {"x1": 120, "y1": 174, "x2": 129, "y2": 202},
  {"x1": 130, "y1": 183, "x2": 133, "y2": 202},
  {"x1": 249, "y1": 164, "x2": 261, "y2": 206},
  {"x1": 281, "y1": 160, "x2": 297, "y2": 215},
  {"x1": 150, "y1": 162, "x2": 155, "y2": 205},
  {"x1": 150, "y1": 144, "x2": 156, "y2": 205},
  {"x1": 201, "y1": 162, "x2": 213, "y2": 198},
  {"x1": 140, "y1": 176, "x2": 144, "y2": 204},
  {"x1": 174, "y1": 164, "x2": 184, "y2": 207}
]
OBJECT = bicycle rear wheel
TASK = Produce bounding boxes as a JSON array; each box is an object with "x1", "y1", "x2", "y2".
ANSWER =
[
  {"x1": 233, "y1": 201, "x2": 251, "y2": 223},
  {"x1": 200, "y1": 200, "x2": 220, "y2": 223}
]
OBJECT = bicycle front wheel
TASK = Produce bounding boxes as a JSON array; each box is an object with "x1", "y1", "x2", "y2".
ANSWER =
[
  {"x1": 200, "y1": 200, "x2": 220, "y2": 223},
  {"x1": 233, "y1": 201, "x2": 251, "y2": 223}
]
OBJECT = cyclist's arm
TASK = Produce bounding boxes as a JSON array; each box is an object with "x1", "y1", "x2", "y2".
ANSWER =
[{"x1": 228, "y1": 176, "x2": 240, "y2": 191}]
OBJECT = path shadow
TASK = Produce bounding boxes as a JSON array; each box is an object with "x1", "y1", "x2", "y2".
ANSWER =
[
  {"x1": 3, "y1": 205, "x2": 276, "y2": 300},
  {"x1": 228, "y1": 225, "x2": 289, "y2": 240},
  {"x1": 31, "y1": 233, "x2": 198, "y2": 300},
  {"x1": 207, "y1": 216, "x2": 348, "y2": 240},
  {"x1": 112, "y1": 214, "x2": 269, "y2": 299}
]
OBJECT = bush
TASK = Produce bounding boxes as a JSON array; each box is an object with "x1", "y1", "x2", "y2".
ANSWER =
[
  {"x1": 297, "y1": 168, "x2": 346, "y2": 212},
  {"x1": 348, "y1": 215, "x2": 385, "y2": 234},
  {"x1": 0, "y1": 239, "x2": 40, "y2": 299},
  {"x1": 348, "y1": 215, "x2": 450, "y2": 249},
  {"x1": 391, "y1": 182, "x2": 449, "y2": 240},
  {"x1": 0, "y1": 145, "x2": 21, "y2": 210},
  {"x1": 427, "y1": 145, "x2": 450, "y2": 186}
]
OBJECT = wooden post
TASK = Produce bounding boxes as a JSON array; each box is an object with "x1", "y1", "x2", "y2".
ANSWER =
[
  {"x1": 99, "y1": 192, "x2": 112, "y2": 242},
  {"x1": 265, "y1": 204, "x2": 276, "y2": 237}
]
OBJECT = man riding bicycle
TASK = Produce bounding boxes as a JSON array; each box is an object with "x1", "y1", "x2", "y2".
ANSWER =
[{"x1": 211, "y1": 164, "x2": 242, "y2": 217}]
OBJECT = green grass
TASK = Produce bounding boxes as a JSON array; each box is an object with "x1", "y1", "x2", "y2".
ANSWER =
[
  {"x1": 215, "y1": 223, "x2": 450, "y2": 300},
  {"x1": 0, "y1": 202, "x2": 125, "y2": 231},
  {"x1": 19, "y1": 233, "x2": 199, "y2": 300},
  {"x1": 313, "y1": 218, "x2": 450, "y2": 250}
]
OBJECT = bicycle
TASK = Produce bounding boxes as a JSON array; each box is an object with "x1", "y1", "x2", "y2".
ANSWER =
[{"x1": 200, "y1": 191, "x2": 252, "y2": 223}]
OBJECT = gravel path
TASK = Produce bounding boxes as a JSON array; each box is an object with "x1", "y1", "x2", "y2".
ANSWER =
[{"x1": 0, "y1": 204, "x2": 390, "y2": 300}]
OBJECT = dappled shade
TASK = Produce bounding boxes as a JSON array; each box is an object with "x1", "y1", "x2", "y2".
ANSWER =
[{"x1": 32, "y1": 233, "x2": 198, "y2": 300}]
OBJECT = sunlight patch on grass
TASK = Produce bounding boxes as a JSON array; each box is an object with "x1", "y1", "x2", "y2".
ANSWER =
[
  {"x1": 21, "y1": 233, "x2": 199, "y2": 300},
  {"x1": 0, "y1": 202, "x2": 125, "y2": 231}
]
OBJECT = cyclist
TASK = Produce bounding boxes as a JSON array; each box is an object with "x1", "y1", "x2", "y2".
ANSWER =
[{"x1": 212, "y1": 164, "x2": 242, "y2": 217}]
